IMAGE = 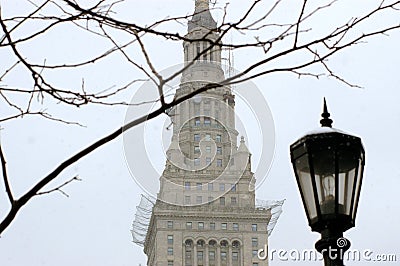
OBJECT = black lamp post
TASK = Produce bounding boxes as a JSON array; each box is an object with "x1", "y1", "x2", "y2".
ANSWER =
[{"x1": 290, "y1": 99, "x2": 365, "y2": 266}]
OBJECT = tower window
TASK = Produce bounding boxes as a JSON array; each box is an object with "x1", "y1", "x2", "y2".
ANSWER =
[
  {"x1": 252, "y1": 250, "x2": 258, "y2": 258},
  {"x1": 196, "y1": 196, "x2": 202, "y2": 204},
  {"x1": 185, "y1": 182, "x2": 190, "y2": 190},
  {"x1": 196, "y1": 183, "x2": 202, "y2": 190},
  {"x1": 219, "y1": 183, "x2": 225, "y2": 191},
  {"x1": 252, "y1": 224, "x2": 258, "y2": 231},
  {"x1": 185, "y1": 196, "x2": 191, "y2": 204},
  {"x1": 210, "y1": 222, "x2": 215, "y2": 230},
  {"x1": 195, "y1": 118, "x2": 200, "y2": 126},
  {"x1": 231, "y1": 184, "x2": 237, "y2": 191},
  {"x1": 194, "y1": 134, "x2": 200, "y2": 142},
  {"x1": 217, "y1": 146, "x2": 222, "y2": 155},
  {"x1": 167, "y1": 221, "x2": 173, "y2": 229},
  {"x1": 194, "y1": 158, "x2": 200, "y2": 166},
  {"x1": 217, "y1": 159, "x2": 223, "y2": 167},
  {"x1": 194, "y1": 146, "x2": 200, "y2": 154},
  {"x1": 205, "y1": 134, "x2": 211, "y2": 140},
  {"x1": 220, "y1": 197, "x2": 225, "y2": 206},
  {"x1": 197, "y1": 251, "x2": 204, "y2": 261},
  {"x1": 206, "y1": 146, "x2": 211, "y2": 153},
  {"x1": 204, "y1": 117, "x2": 211, "y2": 126},
  {"x1": 185, "y1": 250, "x2": 192, "y2": 259},
  {"x1": 168, "y1": 260, "x2": 173, "y2": 266},
  {"x1": 221, "y1": 251, "x2": 227, "y2": 261},
  {"x1": 196, "y1": 43, "x2": 201, "y2": 59},
  {"x1": 203, "y1": 42, "x2": 208, "y2": 60},
  {"x1": 167, "y1": 235, "x2": 174, "y2": 245},
  {"x1": 233, "y1": 223, "x2": 239, "y2": 231},
  {"x1": 198, "y1": 222, "x2": 204, "y2": 230},
  {"x1": 167, "y1": 247, "x2": 173, "y2": 255},
  {"x1": 194, "y1": 103, "x2": 200, "y2": 115},
  {"x1": 252, "y1": 237, "x2": 258, "y2": 247},
  {"x1": 216, "y1": 135, "x2": 222, "y2": 142},
  {"x1": 231, "y1": 197, "x2": 237, "y2": 205},
  {"x1": 209, "y1": 251, "x2": 215, "y2": 261},
  {"x1": 186, "y1": 222, "x2": 192, "y2": 229},
  {"x1": 232, "y1": 252, "x2": 239, "y2": 261}
]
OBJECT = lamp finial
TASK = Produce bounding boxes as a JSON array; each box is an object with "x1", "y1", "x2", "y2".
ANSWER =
[{"x1": 320, "y1": 98, "x2": 333, "y2": 127}]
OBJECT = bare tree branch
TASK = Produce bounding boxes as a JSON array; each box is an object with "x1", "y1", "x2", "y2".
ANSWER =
[
  {"x1": 0, "y1": 142, "x2": 13, "y2": 203},
  {"x1": 133, "y1": 31, "x2": 165, "y2": 106},
  {"x1": 0, "y1": 80, "x2": 222, "y2": 235},
  {"x1": 294, "y1": 0, "x2": 308, "y2": 48}
]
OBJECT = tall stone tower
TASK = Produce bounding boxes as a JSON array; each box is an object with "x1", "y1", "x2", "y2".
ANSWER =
[{"x1": 143, "y1": 1, "x2": 271, "y2": 265}]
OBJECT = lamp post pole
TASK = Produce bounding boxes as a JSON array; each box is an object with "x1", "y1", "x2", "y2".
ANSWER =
[
  {"x1": 290, "y1": 99, "x2": 365, "y2": 266},
  {"x1": 315, "y1": 228, "x2": 349, "y2": 266}
]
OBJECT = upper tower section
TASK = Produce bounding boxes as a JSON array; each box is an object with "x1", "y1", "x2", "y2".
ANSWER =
[
  {"x1": 182, "y1": 0, "x2": 223, "y2": 83},
  {"x1": 160, "y1": 0, "x2": 252, "y2": 207}
]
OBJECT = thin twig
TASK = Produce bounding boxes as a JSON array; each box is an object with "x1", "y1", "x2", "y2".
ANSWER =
[
  {"x1": 294, "y1": 0, "x2": 307, "y2": 48},
  {"x1": 36, "y1": 175, "x2": 82, "y2": 197}
]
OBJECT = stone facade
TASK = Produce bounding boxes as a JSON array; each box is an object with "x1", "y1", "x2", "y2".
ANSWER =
[{"x1": 144, "y1": 1, "x2": 270, "y2": 265}]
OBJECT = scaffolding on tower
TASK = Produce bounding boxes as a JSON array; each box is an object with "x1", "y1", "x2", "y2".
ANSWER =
[
  {"x1": 131, "y1": 194, "x2": 155, "y2": 246},
  {"x1": 222, "y1": 34, "x2": 236, "y2": 87},
  {"x1": 131, "y1": 194, "x2": 284, "y2": 247}
]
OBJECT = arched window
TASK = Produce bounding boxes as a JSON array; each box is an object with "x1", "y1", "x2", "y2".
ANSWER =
[
  {"x1": 232, "y1": 240, "x2": 240, "y2": 249},
  {"x1": 209, "y1": 240, "x2": 217, "y2": 247},
  {"x1": 220, "y1": 240, "x2": 228, "y2": 247},
  {"x1": 185, "y1": 239, "x2": 193, "y2": 247},
  {"x1": 197, "y1": 239, "x2": 205, "y2": 247},
  {"x1": 184, "y1": 239, "x2": 193, "y2": 266}
]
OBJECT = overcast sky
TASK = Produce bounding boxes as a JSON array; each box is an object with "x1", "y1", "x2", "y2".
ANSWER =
[{"x1": 0, "y1": 0, "x2": 399, "y2": 265}]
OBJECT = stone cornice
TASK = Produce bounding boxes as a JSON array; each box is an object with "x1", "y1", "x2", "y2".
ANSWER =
[{"x1": 152, "y1": 203, "x2": 271, "y2": 221}]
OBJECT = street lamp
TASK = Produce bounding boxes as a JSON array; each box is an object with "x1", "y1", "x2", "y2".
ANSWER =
[{"x1": 290, "y1": 99, "x2": 365, "y2": 266}]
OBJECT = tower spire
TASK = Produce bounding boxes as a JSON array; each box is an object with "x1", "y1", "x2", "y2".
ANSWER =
[
  {"x1": 195, "y1": 0, "x2": 209, "y2": 10},
  {"x1": 188, "y1": 0, "x2": 216, "y2": 31}
]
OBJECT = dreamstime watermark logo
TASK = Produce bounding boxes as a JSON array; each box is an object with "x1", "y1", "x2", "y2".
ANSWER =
[
  {"x1": 336, "y1": 237, "x2": 348, "y2": 248},
  {"x1": 257, "y1": 243, "x2": 398, "y2": 262},
  {"x1": 122, "y1": 63, "x2": 275, "y2": 204}
]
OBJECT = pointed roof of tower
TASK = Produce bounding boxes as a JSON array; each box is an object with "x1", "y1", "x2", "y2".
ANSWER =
[
  {"x1": 168, "y1": 136, "x2": 180, "y2": 151},
  {"x1": 188, "y1": 0, "x2": 217, "y2": 32},
  {"x1": 238, "y1": 136, "x2": 250, "y2": 153}
]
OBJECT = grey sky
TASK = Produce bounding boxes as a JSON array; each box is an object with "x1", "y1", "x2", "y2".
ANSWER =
[{"x1": 0, "y1": 0, "x2": 399, "y2": 265}]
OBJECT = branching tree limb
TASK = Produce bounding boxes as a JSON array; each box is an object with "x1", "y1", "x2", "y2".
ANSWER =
[{"x1": 36, "y1": 175, "x2": 82, "y2": 198}]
